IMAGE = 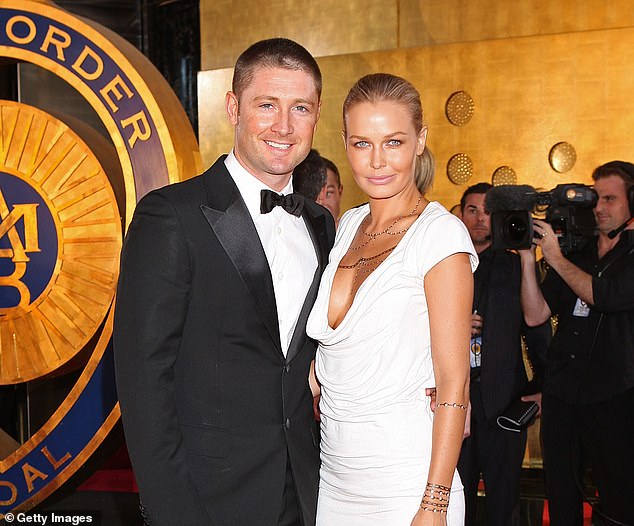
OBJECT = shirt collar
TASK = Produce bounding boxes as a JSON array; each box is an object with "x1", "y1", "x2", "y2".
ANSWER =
[{"x1": 224, "y1": 151, "x2": 294, "y2": 218}]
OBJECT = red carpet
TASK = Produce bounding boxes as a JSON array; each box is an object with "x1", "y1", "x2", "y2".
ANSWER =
[
  {"x1": 78, "y1": 444, "x2": 138, "y2": 493},
  {"x1": 80, "y1": 453, "x2": 596, "y2": 524},
  {"x1": 542, "y1": 499, "x2": 594, "y2": 525}
]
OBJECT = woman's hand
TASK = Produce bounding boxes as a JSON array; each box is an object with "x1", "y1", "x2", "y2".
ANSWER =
[{"x1": 410, "y1": 508, "x2": 447, "y2": 526}]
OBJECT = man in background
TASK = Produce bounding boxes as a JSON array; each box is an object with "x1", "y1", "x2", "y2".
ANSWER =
[
  {"x1": 317, "y1": 156, "x2": 344, "y2": 226},
  {"x1": 293, "y1": 148, "x2": 327, "y2": 201},
  {"x1": 457, "y1": 182, "x2": 533, "y2": 525}
]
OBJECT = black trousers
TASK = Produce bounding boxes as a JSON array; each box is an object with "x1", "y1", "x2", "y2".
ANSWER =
[
  {"x1": 542, "y1": 389, "x2": 634, "y2": 526},
  {"x1": 278, "y1": 455, "x2": 302, "y2": 526},
  {"x1": 458, "y1": 382, "x2": 526, "y2": 526}
]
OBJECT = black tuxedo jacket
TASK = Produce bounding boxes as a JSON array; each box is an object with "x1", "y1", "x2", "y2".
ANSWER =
[{"x1": 114, "y1": 156, "x2": 335, "y2": 526}]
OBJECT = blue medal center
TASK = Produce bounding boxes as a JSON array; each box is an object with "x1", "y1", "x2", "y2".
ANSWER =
[{"x1": 0, "y1": 171, "x2": 58, "y2": 308}]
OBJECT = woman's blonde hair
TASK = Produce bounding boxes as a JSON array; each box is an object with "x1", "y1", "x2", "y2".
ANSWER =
[{"x1": 343, "y1": 73, "x2": 433, "y2": 193}]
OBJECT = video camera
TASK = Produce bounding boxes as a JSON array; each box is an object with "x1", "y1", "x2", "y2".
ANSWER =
[{"x1": 484, "y1": 184, "x2": 598, "y2": 254}]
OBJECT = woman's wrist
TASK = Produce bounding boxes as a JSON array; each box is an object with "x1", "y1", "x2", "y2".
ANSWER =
[{"x1": 420, "y1": 482, "x2": 450, "y2": 513}]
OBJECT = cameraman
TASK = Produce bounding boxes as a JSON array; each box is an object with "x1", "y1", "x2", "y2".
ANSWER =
[{"x1": 519, "y1": 161, "x2": 634, "y2": 525}]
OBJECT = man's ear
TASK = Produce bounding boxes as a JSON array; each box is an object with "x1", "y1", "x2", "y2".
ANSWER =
[{"x1": 226, "y1": 91, "x2": 239, "y2": 125}]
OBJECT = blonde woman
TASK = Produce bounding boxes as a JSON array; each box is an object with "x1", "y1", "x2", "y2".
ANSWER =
[{"x1": 307, "y1": 74, "x2": 476, "y2": 525}]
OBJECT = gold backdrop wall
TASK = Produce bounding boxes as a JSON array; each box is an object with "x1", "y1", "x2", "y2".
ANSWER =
[
  {"x1": 199, "y1": 25, "x2": 634, "y2": 213},
  {"x1": 198, "y1": 0, "x2": 634, "y2": 468},
  {"x1": 201, "y1": 1, "x2": 634, "y2": 71}
]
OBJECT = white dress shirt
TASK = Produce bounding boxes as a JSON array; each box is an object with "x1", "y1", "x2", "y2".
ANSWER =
[{"x1": 225, "y1": 152, "x2": 318, "y2": 356}]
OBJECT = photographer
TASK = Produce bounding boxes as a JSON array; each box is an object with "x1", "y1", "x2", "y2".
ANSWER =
[{"x1": 519, "y1": 161, "x2": 634, "y2": 525}]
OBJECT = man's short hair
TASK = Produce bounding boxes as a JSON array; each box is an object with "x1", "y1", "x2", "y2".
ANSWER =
[
  {"x1": 293, "y1": 149, "x2": 327, "y2": 201},
  {"x1": 322, "y1": 157, "x2": 341, "y2": 187},
  {"x1": 232, "y1": 38, "x2": 322, "y2": 99},
  {"x1": 592, "y1": 160, "x2": 634, "y2": 187},
  {"x1": 460, "y1": 182, "x2": 493, "y2": 211}
]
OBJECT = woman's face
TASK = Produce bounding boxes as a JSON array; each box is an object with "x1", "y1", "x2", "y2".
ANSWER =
[{"x1": 344, "y1": 100, "x2": 426, "y2": 200}]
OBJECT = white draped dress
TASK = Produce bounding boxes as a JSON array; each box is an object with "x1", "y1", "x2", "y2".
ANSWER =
[{"x1": 306, "y1": 202, "x2": 477, "y2": 525}]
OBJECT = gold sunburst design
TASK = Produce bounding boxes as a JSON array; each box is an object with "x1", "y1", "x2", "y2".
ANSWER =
[
  {"x1": 492, "y1": 165, "x2": 518, "y2": 186},
  {"x1": 445, "y1": 91, "x2": 475, "y2": 126},
  {"x1": 446, "y1": 153, "x2": 474, "y2": 185},
  {"x1": 549, "y1": 141, "x2": 577, "y2": 173},
  {"x1": 0, "y1": 101, "x2": 121, "y2": 384}
]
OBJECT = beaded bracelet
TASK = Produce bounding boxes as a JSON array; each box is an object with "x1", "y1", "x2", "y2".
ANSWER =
[
  {"x1": 421, "y1": 499, "x2": 449, "y2": 508},
  {"x1": 420, "y1": 482, "x2": 450, "y2": 513},
  {"x1": 424, "y1": 487, "x2": 450, "y2": 500},
  {"x1": 436, "y1": 402, "x2": 467, "y2": 410},
  {"x1": 426, "y1": 482, "x2": 451, "y2": 492}
]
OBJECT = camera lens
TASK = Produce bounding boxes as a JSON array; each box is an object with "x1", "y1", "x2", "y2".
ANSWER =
[
  {"x1": 504, "y1": 212, "x2": 529, "y2": 243},
  {"x1": 490, "y1": 210, "x2": 533, "y2": 250}
]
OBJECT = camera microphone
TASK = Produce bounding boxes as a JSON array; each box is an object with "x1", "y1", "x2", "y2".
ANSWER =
[{"x1": 484, "y1": 185, "x2": 538, "y2": 213}]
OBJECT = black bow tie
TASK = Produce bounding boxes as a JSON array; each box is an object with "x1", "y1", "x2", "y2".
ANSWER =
[{"x1": 260, "y1": 189, "x2": 305, "y2": 217}]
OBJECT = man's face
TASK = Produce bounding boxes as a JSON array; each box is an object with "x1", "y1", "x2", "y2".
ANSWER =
[
  {"x1": 226, "y1": 66, "x2": 321, "y2": 191},
  {"x1": 318, "y1": 168, "x2": 343, "y2": 219},
  {"x1": 460, "y1": 192, "x2": 491, "y2": 251},
  {"x1": 593, "y1": 175, "x2": 631, "y2": 235}
]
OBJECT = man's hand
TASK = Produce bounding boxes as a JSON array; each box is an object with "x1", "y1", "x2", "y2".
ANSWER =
[
  {"x1": 425, "y1": 387, "x2": 437, "y2": 412},
  {"x1": 471, "y1": 312, "x2": 483, "y2": 336},
  {"x1": 533, "y1": 219, "x2": 594, "y2": 304},
  {"x1": 521, "y1": 392, "x2": 542, "y2": 417},
  {"x1": 532, "y1": 219, "x2": 563, "y2": 266},
  {"x1": 426, "y1": 387, "x2": 471, "y2": 439},
  {"x1": 313, "y1": 395, "x2": 321, "y2": 422}
]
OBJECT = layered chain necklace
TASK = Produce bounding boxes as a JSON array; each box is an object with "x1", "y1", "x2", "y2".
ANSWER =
[{"x1": 338, "y1": 195, "x2": 424, "y2": 285}]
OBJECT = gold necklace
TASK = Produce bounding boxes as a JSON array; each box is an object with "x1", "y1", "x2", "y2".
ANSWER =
[
  {"x1": 351, "y1": 195, "x2": 423, "y2": 251},
  {"x1": 338, "y1": 246, "x2": 397, "y2": 270},
  {"x1": 337, "y1": 246, "x2": 397, "y2": 287},
  {"x1": 363, "y1": 195, "x2": 423, "y2": 238}
]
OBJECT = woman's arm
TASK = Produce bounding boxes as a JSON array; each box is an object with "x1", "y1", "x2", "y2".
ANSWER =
[{"x1": 413, "y1": 252, "x2": 472, "y2": 524}]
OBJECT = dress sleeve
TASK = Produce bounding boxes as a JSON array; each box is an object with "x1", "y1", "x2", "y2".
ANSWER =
[{"x1": 415, "y1": 207, "x2": 478, "y2": 278}]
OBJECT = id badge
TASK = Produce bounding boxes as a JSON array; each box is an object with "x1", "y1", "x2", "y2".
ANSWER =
[
  {"x1": 470, "y1": 335, "x2": 482, "y2": 368},
  {"x1": 572, "y1": 297, "x2": 591, "y2": 317}
]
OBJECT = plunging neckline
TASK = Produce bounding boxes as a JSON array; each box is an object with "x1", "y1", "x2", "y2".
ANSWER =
[{"x1": 327, "y1": 202, "x2": 430, "y2": 331}]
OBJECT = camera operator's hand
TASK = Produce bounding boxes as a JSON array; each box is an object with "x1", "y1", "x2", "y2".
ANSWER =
[
  {"x1": 519, "y1": 241, "x2": 552, "y2": 327},
  {"x1": 532, "y1": 219, "x2": 564, "y2": 266},
  {"x1": 532, "y1": 219, "x2": 595, "y2": 306},
  {"x1": 518, "y1": 240, "x2": 537, "y2": 265}
]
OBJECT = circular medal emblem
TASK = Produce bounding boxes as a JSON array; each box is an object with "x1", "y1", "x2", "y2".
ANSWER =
[
  {"x1": 0, "y1": 100, "x2": 121, "y2": 384},
  {"x1": 0, "y1": 1, "x2": 200, "y2": 515}
]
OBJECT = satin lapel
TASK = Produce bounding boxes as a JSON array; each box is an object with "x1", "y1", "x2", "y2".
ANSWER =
[
  {"x1": 199, "y1": 164, "x2": 281, "y2": 352},
  {"x1": 286, "y1": 207, "x2": 331, "y2": 364}
]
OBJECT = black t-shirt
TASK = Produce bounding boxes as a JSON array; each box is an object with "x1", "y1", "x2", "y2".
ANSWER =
[{"x1": 541, "y1": 231, "x2": 634, "y2": 404}]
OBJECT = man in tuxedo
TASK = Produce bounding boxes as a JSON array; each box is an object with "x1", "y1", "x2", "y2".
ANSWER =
[{"x1": 114, "y1": 38, "x2": 335, "y2": 526}]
